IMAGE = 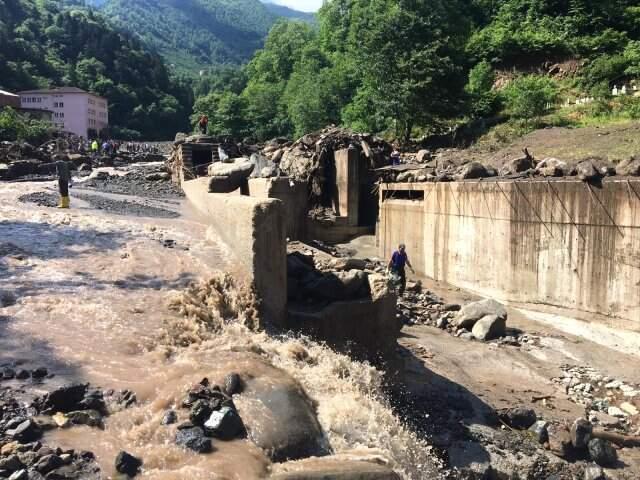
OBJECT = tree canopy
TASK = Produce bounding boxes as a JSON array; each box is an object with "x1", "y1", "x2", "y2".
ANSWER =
[{"x1": 0, "y1": 0, "x2": 192, "y2": 139}]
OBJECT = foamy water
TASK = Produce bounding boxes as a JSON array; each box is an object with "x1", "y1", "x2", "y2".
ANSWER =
[{"x1": 0, "y1": 182, "x2": 439, "y2": 479}]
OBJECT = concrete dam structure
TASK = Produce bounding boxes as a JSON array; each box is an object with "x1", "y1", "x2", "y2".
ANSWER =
[{"x1": 378, "y1": 178, "x2": 640, "y2": 329}]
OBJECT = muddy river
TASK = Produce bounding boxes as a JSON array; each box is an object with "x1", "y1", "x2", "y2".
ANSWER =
[{"x1": 0, "y1": 181, "x2": 435, "y2": 479}]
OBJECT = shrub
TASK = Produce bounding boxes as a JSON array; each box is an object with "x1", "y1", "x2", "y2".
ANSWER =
[
  {"x1": 503, "y1": 75, "x2": 558, "y2": 122},
  {"x1": 0, "y1": 107, "x2": 53, "y2": 144}
]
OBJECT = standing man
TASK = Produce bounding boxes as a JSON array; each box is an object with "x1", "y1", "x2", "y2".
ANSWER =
[
  {"x1": 56, "y1": 158, "x2": 71, "y2": 209},
  {"x1": 388, "y1": 243, "x2": 415, "y2": 295},
  {"x1": 91, "y1": 139, "x2": 99, "y2": 157},
  {"x1": 198, "y1": 114, "x2": 209, "y2": 135}
]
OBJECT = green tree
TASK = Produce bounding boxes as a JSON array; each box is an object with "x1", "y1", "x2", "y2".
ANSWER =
[
  {"x1": 465, "y1": 60, "x2": 499, "y2": 118},
  {"x1": 504, "y1": 75, "x2": 558, "y2": 122}
]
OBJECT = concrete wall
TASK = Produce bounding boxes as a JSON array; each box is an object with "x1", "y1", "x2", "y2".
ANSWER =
[
  {"x1": 183, "y1": 178, "x2": 287, "y2": 326},
  {"x1": 335, "y1": 148, "x2": 360, "y2": 225},
  {"x1": 248, "y1": 178, "x2": 308, "y2": 240},
  {"x1": 378, "y1": 179, "x2": 640, "y2": 329}
]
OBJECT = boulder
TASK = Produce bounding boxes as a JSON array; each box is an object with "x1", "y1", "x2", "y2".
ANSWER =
[
  {"x1": 458, "y1": 161, "x2": 489, "y2": 180},
  {"x1": 35, "y1": 384, "x2": 87, "y2": 413},
  {"x1": 528, "y1": 420, "x2": 549, "y2": 444},
  {"x1": 203, "y1": 406, "x2": 244, "y2": 440},
  {"x1": 161, "y1": 410, "x2": 177, "y2": 425},
  {"x1": 33, "y1": 454, "x2": 63, "y2": 474},
  {"x1": 235, "y1": 356, "x2": 329, "y2": 462},
  {"x1": 6, "y1": 419, "x2": 41, "y2": 442},
  {"x1": 416, "y1": 149, "x2": 432, "y2": 163},
  {"x1": 500, "y1": 154, "x2": 536, "y2": 176},
  {"x1": 115, "y1": 451, "x2": 142, "y2": 477},
  {"x1": 8, "y1": 470, "x2": 28, "y2": 480},
  {"x1": 499, "y1": 407, "x2": 537, "y2": 430},
  {"x1": 175, "y1": 427, "x2": 213, "y2": 454},
  {"x1": 454, "y1": 299, "x2": 507, "y2": 330},
  {"x1": 536, "y1": 158, "x2": 567, "y2": 177},
  {"x1": 576, "y1": 161, "x2": 601, "y2": 182},
  {"x1": 0, "y1": 163, "x2": 9, "y2": 179},
  {"x1": 616, "y1": 157, "x2": 640, "y2": 176},
  {"x1": 571, "y1": 418, "x2": 593, "y2": 449},
  {"x1": 583, "y1": 465, "x2": 606, "y2": 480},
  {"x1": 66, "y1": 410, "x2": 104, "y2": 429},
  {"x1": 189, "y1": 399, "x2": 213, "y2": 426},
  {"x1": 587, "y1": 438, "x2": 617, "y2": 467},
  {"x1": 208, "y1": 158, "x2": 255, "y2": 193},
  {"x1": 471, "y1": 314, "x2": 506, "y2": 341},
  {"x1": 223, "y1": 373, "x2": 242, "y2": 396}
]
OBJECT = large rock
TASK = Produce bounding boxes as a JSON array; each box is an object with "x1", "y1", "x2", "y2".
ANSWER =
[
  {"x1": 454, "y1": 299, "x2": 507, "y2": 330},
  {"x1": 175, "y1": 426, "x2": 212, "y2": 453},
  {"x1": 203, "y1": 406, "x2": 244, "y2": 440},
  {"x1": 536, "y1": 157, "x2": 567, "y2": 177},
  {"x1": 234, "y1": 356, "x2": 329, "y2": 462},
  {"x1": 616, "y1": 157, "x2": 640, "y2": 176},
  {"x1": 269, "y1": 454, "x2": 402, "y2": 480},
  {"x1": 570, "y1": 418, "x2": 592, "y2": 449},
  {"x1": 576, "y1": 160, "x2": 601, "y2": 182},
  {"x1": 499, "y1": 407, "x2": 537, "y2": 430},
  {"x1": 471, "y1": 314, "x2": 506, "y2": 341},
  {"x1": 115, "y1": 451, "x2": 142, "y2": 477},
  {"x1": 208, "y1": 158, "x2": 255, "y2": 193},
  {"x1": 416, "y1": 149, "x2": 432, "y2": 163},
  {"x1": 35, "y1": 384, "x2": 88, "y2": 413},
  {"x1": 458, "y1": 161, "x2": 489, "y2": 180},
  {"x1": 587, "y1": 438, "x2": 617, "y2": 467},
  {"x1": 500, "y1": 154, "x2": 535, "y2": 176}
]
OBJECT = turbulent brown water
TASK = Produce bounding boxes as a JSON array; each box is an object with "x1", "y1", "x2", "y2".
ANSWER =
[{"x1": 0, "y1": 182, "x2": 438, "y2": 479}]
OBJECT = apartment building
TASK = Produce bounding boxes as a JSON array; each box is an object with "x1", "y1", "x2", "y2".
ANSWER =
[{"x1": 18, "y1": 87, "x2": 108, "y2": 138}]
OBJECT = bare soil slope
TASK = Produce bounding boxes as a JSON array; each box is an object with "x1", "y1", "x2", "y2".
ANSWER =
[{"x1": 440, "y1": 122, "x2": 640, "y2": 168}]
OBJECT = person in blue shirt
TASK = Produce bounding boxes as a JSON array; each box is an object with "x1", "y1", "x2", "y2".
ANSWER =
[{"x1": 388, "y1": 243, "x2": 415, "y2": 295}]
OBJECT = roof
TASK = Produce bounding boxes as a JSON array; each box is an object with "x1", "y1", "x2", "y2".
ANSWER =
[
  {"x1": 0, "y1": 89, "x2": 19, "y2": 98},
  {"x1": 17, "y1": 87, "x2": 106, "y2": 100}
]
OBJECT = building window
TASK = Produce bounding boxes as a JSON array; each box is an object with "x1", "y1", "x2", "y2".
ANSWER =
[{"x1": 58, "y1": 102, "x2": 64, "y2": 108}]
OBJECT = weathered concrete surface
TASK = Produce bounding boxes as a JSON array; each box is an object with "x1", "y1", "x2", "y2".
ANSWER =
[
  {"x1": 335, "y1": 148, "x2": 361, "y2": 226},
  {"x1": 270, "y1": 454, "x2": 401, "y2": 480},
  {"x1": 248, "y1": 178, "x2": 308, "y2": 240},
  {"x1": 183, "y1": 178, "x2": 287, "y2": 326},
  {"x1": 378, "y1": 179, "x2": 640, "y2": 329},
  {"x1": 287, "y1": 274, "x2": 400, "y2": 358}
]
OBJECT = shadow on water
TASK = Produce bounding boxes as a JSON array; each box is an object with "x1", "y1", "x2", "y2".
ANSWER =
[
  {"x1": 0, "y1": 220, "x2": 194, "y2": 296},
  {"x1": 0, "y1": 314, "x2": 84, "y2": 387}
]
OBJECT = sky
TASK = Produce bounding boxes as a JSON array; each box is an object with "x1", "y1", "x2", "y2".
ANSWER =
[{"x1": 268, "y1": 0, "x2": 323, "y2": 13}]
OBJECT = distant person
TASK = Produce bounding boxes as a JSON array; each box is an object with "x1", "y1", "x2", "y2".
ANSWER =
[
  {"x1": 91, "y1": 139, "x2": 99, "y2": 157},
  {"x1": 391, "y1": 150, "x2": 401, "y2": 166},
  {"x1": 56, "y1": 158, "x2": 71, "y2": 209},
  {"x1": 387, "y1": 243, "x2": 415, "y2": 295},
  {"x1": 198, "y1": 115, "x2": 209, "y2": 135},
  {"x1": 102, "y1": 141, "x2": 110, "y2": 155}
]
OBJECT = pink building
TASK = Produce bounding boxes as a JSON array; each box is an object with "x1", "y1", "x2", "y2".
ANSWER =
[{"x1": 18, "y1": 87, "x2": 108, "y2": 139}]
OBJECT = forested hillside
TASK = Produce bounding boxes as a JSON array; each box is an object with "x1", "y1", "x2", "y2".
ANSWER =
[
  {"x1": 193, "y1": 0, "x2": 640, "y2": 143},
  {"x1": 98, "y1": 0, "x2": 286, "y2": 73},
  {"x1": 0, "y1": 0, "x2": 192, "y2": 139}
]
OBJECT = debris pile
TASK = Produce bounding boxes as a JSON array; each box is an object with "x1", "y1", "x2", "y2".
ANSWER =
[
  {"x1": 0, "y1": 366, "x2": 137, "y2": 479},
  {"x1": 268, "y1": 126, "x2": 392, "y2": 203},
  {"x1": 552, "y1": 365, "x2": 640, "y2": 435},
  {"x1": 1, "y1": 139, "x2": 168, "y2": 182},
  {"x1": 383, "y1": 148, "x2": 640, "y2": 184},
  {"x1": 170, "y1": 375, "x2": 246, "y2": 454}
]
